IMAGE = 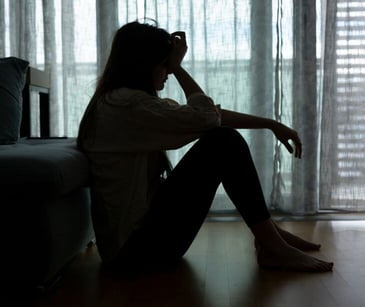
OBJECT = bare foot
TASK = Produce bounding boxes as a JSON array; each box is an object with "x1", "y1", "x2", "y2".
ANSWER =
[
  {"x1": 256, "y1": 244, "x2": 334, "y2": 272},
  {"x1": 274, "y1": 225, "x2": 321, "y2": 251}
]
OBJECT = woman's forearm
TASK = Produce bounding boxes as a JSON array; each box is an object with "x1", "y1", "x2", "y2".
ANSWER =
[
  {"x1": 173, "y1": 66, "x2": 205, "y2": 99},
  {"x1": 220, "y1": 109, "x2": 275, "y2": 130},
  {"x1": 221, "y1": 108, "x2": 302, "y2": 158}
]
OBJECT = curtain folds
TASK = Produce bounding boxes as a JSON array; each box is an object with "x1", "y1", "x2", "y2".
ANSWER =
[
  {"x1": 96, "y1": 0, "x2": 118, "y2": 75},
  {"x1": 250, "y1": 0, "x2": 274, "y2": 206},
  {"x1": 319, "y1": 0, "x2": 365, "y2": 211},
  {"x1": 0, "y1": 0, "x2": 4, "y2": 56},
  {"x1": 1, "y1": 0, "x2": 365, "y2": 213},
  {"x1": 291, "y1": 0, "x2": 319, "y2": 214}
]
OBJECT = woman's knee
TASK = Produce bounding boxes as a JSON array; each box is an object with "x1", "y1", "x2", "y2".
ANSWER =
[{"x1": 201, "y1": 126, "x2": 250, "y2": 151}]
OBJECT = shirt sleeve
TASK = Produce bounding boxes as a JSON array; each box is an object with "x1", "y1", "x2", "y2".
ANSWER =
[
  {"x1": 139, "y1": 92, "x2": 220, "y2": 127},
  {"x1": 86, "y1": 89, "x2": 221, "y2": 152},
  {"x1": 128, "y1": 91, "x2": 221, "y2": 149}
]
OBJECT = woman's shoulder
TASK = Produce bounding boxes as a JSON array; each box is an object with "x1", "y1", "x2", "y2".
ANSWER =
[
  {"x1": 108, "y1": 87, "x2": 148, "y2": 99},
  {"x1": 103, "y1": 87, "x2": 164, "y2": 107},
  {"x1": 105, "y1": 88, "x2": 182, "y2": 108}
]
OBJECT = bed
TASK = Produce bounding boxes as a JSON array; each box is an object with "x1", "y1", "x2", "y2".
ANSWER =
[{"x1": 0, "y1": 57, "x2": 94, "y2": 291}]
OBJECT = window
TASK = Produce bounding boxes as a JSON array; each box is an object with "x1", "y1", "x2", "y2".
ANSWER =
[{"x1": 320, "y1": 0, "x2": 365, "y2": 211}]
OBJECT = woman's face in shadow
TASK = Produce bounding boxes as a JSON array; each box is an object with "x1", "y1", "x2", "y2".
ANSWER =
[{"x1": 152, "y1": 61, "x2": 168, "y2": 91}]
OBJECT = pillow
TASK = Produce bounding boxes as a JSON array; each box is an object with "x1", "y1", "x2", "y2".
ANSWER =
[{"x1": 0, "y1": 57, "x2": 29, "y2": 144}]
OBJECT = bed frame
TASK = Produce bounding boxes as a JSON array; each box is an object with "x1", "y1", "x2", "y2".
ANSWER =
[{"x1": 21, "y1": 67, "x2": 50, "y2": 138}]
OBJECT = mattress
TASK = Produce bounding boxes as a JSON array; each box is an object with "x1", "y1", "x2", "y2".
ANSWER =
[{"x1": 0, "y1": 138, "x2": 90, "y2": 197}]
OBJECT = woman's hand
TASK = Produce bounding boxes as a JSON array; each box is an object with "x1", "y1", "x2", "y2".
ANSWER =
[
  {"x1": 272, "y1": 122, "x2": 302, "y2": 158},
  {"x1": 167, "y1": 31, "x2": 188, "y2": 74}
]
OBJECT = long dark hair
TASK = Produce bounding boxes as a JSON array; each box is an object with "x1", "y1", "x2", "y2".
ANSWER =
[
  {"x1": 77, "y1": 21, "x2": 172, "y2": 149},
  {"x1": 96, "y1": 20, "x2": 172, "y2": 98}
]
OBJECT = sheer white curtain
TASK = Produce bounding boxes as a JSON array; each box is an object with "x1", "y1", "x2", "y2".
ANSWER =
[
  {"x1": 0, "y1": 0, "x2": 98, "y2": 137},
  {"x1": 1, "y1": 0, "x2": 365, "y2": 214},
  {"x1": 319, "y1": 0, "x2": 365, "y2": 211}
]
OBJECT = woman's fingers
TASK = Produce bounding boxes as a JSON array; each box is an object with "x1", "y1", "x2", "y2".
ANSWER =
[
  {"x1": 283, "y1": 139, "x2": 301, "y2": 158},
  {"x1": 171, "y1": 31, "x2": 187, "y2": 50},
  {"x1": 283, "y1": 140, "x2": 294, "y2": 154},
  {"x1": 292, "y1": 132, "x2": 302, "y2": 158},
  {"x1": 171, "y1": 31, "x2": 186, "y2": 40},
  {"x1": 167, "y1": 31, "x2": 188, "y2": 73},
  {"x1": 296, "y1": 140, "x2": 302, "y2": 158},
  {"x1": 275, "y1": 123, "x2": 302, "y2": 159}
]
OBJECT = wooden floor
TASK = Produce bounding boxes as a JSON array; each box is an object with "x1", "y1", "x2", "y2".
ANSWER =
[{"x1": 5, "y1": 219, "x2": 365, "y2": 307}]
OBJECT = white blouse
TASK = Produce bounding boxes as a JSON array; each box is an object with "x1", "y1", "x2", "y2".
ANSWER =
[{"x1": 79, "y1": 87, "x2": 221, "y2": 262}]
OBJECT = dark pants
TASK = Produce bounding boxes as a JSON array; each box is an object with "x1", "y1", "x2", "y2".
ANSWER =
[{"x1": 110, "y1": 127, "x2": 271, "y2": 271}]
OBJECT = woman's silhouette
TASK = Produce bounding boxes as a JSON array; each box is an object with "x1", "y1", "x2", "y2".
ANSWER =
[{"x1": 77, "y1": 21, "x2": 333, "y2": 273}]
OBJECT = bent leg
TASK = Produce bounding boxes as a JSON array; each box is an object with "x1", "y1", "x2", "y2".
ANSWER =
[
  {"x1": 208, "y1": 128, "x2": 322, "y2": 251},
  {"x1": 113, "y1": 127, "x2": 333, "y2": 272},
  {"x1": 113, "y1": 127, "x2": 271, "y2": 268}
]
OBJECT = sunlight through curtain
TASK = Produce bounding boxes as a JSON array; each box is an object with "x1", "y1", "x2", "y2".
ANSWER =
[
  {"x1": 319, "y1": 0, "x2": 365, "y2": 211},
  {"x1": 1, "y1": 0, "x2": 365, "y2": 214}
]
